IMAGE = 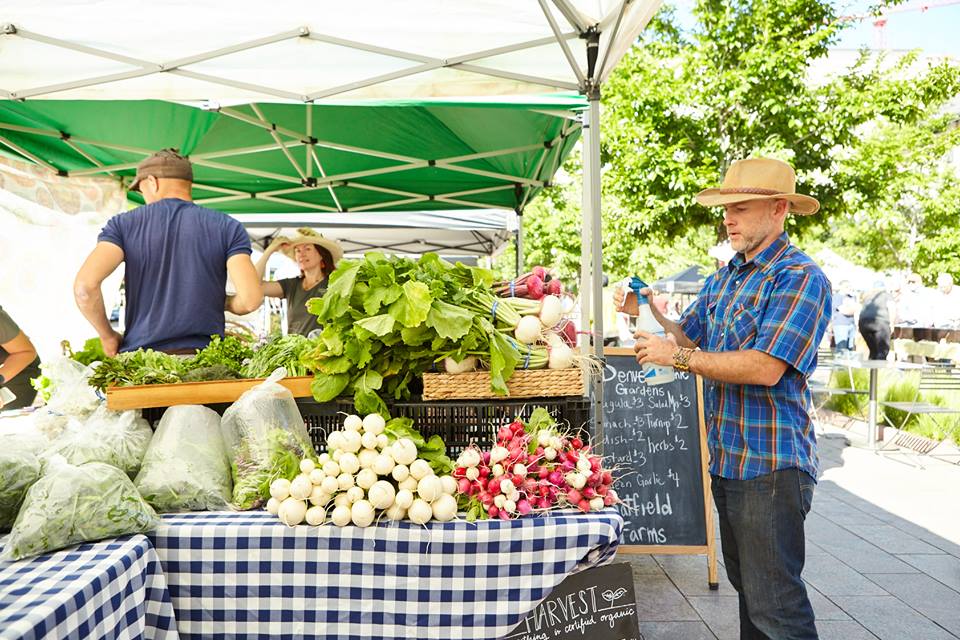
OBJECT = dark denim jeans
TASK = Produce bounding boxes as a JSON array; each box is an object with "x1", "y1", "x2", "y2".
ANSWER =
[{"x1": 711, "y1": 468, "x2": 818, "y2": 640}]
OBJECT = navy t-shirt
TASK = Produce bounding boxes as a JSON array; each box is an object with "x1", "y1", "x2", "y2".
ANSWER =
[{"x1": 98, "y1": 198, "x2": 251, "y2": 352}]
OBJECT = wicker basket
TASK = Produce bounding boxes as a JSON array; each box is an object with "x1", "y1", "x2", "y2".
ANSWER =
[{"x1": 421, "y1": 368, "x2": 585, "y2": 401}]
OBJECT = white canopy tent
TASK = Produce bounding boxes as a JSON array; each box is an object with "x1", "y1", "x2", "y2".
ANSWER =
[
  {"x1": 1, "y1": 0, "x2": 664, "y2": 434},
  {"x1": 242, "y1": 210, "x2": 515, "y2": 258}
]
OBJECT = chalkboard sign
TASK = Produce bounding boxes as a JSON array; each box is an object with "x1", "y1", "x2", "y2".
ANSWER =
[
  {"x1": 596, "y1": 348, "x2": 717, "y2": 587},
  {"x1": 504, "y1": 563, "x2": 642, "y2": 640}
]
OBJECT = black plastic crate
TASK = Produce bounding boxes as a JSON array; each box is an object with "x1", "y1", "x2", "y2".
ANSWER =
[{"x1": 298, "y1": 396, "x2": 591, "y2": 456}]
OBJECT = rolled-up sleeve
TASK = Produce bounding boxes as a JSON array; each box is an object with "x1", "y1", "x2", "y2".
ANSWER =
[
  {"x1": 754, "y1": 267, "x2": 831, "y2": 376},
  {"x1": 679, "y1": 277, "x2": 715, "y2": 346}
]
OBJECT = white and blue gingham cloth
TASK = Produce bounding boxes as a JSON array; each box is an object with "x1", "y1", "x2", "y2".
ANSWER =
[
  {"x1": 0, "y1": 534, "x2": 178, "y2": 640},
  {"x1": 150, "y1": 509, "x2": 623, "y2": 640}
]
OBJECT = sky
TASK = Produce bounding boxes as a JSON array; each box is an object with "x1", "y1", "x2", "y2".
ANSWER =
[{"x1": 672, "y1": 0, "x2": 960, "y2": 59}]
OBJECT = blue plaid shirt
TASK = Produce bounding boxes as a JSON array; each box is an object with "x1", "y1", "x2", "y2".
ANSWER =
[{"x1": 680, "y1": 233, "x2": 831, "y2": 480}]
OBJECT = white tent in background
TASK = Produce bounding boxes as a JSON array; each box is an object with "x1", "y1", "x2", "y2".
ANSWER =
[{"x1": 243, "y1": 210, "x2": 515, "y2": 259}]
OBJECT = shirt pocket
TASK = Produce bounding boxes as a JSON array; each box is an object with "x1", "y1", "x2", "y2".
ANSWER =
[{"x1": 727, "y1": 304, "x2": 760, "y2": 349}]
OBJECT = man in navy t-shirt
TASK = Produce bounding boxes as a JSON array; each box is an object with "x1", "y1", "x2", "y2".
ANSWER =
[{"x1": 74, "y1": 149, "x2": 263, "y2": 356}]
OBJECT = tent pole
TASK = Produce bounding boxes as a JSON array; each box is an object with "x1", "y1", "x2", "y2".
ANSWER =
[
  {"x1": 515, "y1": 210, "x2": 524, "y2": 278},
  {"x1": 585, "y1": 92, "x2": 604, "y2": 450}
]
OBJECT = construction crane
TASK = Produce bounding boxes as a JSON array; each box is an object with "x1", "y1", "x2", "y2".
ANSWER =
[{"x1": 840, "y1": 0, "x2": 960, "y2": 49}]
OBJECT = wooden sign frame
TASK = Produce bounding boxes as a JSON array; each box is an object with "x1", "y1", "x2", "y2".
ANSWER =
[{"x1": 602, "y1": 347, "x2": 719, "y2": 589}]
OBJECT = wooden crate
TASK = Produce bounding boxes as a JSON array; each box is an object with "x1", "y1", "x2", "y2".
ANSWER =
[
  {"x1": 105, "y1": 376, "x2": 314, "y2": 410},
  {"x1": 421, "y1": 368, "x2": 584, "y2": 401}
]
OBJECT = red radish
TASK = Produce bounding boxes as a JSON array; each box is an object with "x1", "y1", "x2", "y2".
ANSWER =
[
  {"x1": 458, "y1": 478, "x2": 471, "y2": 494},
  {"x1": 602, "y1": 471, "x2": 613, "y2": 485},
  {"x1": 454, "y1": 467, "x2": 466, "y2": 479},
  {"x1": 603, "y1": 495, "x2": 616, "y2": 507},
  {"x1": 567, "y1": 489, "x2": 582, "y2": 505},
  {"x1": 548, "y1": 470, "x2": 563, "y2": 485},
  {"x1": 583, "y1": 487, "x2": 597, "y2": 499},
  {"x1": 488, "y1": 505, "x2": 499, "y2": 518},
  {"x1": 487, "y1": 477, "x2": 501, "y2": 494},
  {"x1": 545, "y1": 278, "x2": 564, "y2": 296},
  {"x1": 517, "y1": 499, "x2": 532, "y2": 516},
  {"x1": 482, "y1": 451, "x2": 491, "y2": 465},
  {"x1": 597, "y1": 484, "x2": 609, "y2": 496},
  {"x1": 479, "y1": 467, "x2": 490, "y2": 479},
  {"x1": 577, "y1": 499, "x2": 590, "y2": 512},
  {"x1": 570, "y1": 437, "x2": 583, "y2": 450}
]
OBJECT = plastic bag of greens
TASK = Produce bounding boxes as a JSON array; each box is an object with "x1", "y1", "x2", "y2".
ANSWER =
[
  {"x1": 32, "y1": 357, "x2": 102, "y2": 420},
  {"x1": 41, "y1": 405, "x2": 153, "y2": 477},
  {"x1": 135, "y1": 405, "x2": 232, "y2": 512},
  {"x1": 0, "y1": 431, "x2": 48, "y2": 531},
  {"x1": 1, "y1": 456, "x2": 160, "y2": 561},
  {"x1": 220, "y1": 368, "x2": 316, "y2": 510}
]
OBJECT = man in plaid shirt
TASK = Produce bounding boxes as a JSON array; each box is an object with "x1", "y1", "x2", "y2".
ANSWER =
[{"x1": 630, "y1": 158, "x2": 831, "y2": 640}]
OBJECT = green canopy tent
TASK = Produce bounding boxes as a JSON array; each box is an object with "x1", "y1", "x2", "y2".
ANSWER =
[{"x1": 0, "y1": 97, "x2": 582, "y2": 215}]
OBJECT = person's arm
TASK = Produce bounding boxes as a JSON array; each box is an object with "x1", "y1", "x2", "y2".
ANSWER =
[
  {"x1": 226, "y1": 253, "x2": 265, "y2": 315},
  {"x1": 254, "y1": 238, "x2": 287, "y2": 298},
  {"x1": 635, "y1": 335, "x2": 788, "y2": 386},
  {"x1": 0, "y1": 331, "x2": 38, "y2": 385},
  {"x1": 74, "y1": 242, "x2": 124, "y2": 356}
]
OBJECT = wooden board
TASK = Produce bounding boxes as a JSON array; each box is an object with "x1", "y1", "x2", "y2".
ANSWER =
[{"x1": 105, "y1": 376, "x2": 314, "y2": 410}]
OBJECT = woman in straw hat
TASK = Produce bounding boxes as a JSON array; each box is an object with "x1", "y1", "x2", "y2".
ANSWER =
[
  {"x1": 618, "y1": 158, "x2": 831, "y2": 639},
  {"x1": 255, "y1": 228, "x2": 344, "y2": 336}
]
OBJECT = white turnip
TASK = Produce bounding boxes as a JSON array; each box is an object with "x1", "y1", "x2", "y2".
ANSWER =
[
  {"x1": 305, "y1": 506, "x2": 326, "y2": 526},
  {"x1": 340, "y1": 430, "x2": 362, "y2": 453},
  {"x1": 289, "y1": 475, "x2": 313, "y2": 501},
  {"x1": 266, "y1": 497, "x2": 281, "y2": 515},
  {"x1": 391, "y1": 464, "x2": 410, "y2": 482},
  {"x1": 538, "y1": 294, "x2": 563, "y2": 328},
  {"x1": 278, "y1": 498, "x2": 307, "y2": 526},
  {"x1": 320, "y1": 476, "x2": 339, "y2": 495},
  {"x1": 356, "y1": 468, "x2": 378, "y2": 490},
  {"x1": 409, "y1": 459, "x2": 433, "y2": 481},
  {"x1": 514, "y1": 315, "x2": 542, "y2": 344},
  {"x1": 338, "y1": 452, "x2": 360, "y2": 475},
  {"x1": 391, "y1": 439, "x2": 418, "y2": 466},
  {"x1": 372, "y1": 454, "x2": 395, "y2": 476},
  {"x1": 343, "y1": 414, "x2": 363, "y2": 431},
  {"x1": 322, "y1": 460, "x2": 340, "y2": 477},
  {"x1": 368, "y1": 480, "x2": 396, "y2": 510},
  {"x1": 350, "y1": 500, "x2": 375, "y2": 527},
  {"x1": 270, "y1": 478, "x2": 291, "y2": 501},
  {"x1": 407, "y1": 499, "x2": 433, "y2": 525},
  {"x1": 299, "y1": 458, "x2": 316, "y2": 474},
  {"x1": 336, "y1": 473, "x2": 355, "y2": 491},
  {"x1": 360, "y1": 431, "x2": 379, "y2": 450},
  {"x1": 385, "y1": 504, "x2": 407, "y2": 521},
  {"x1": 439, "y1": 475, "x2": 457, "y2": 495},
  {"x1": 346, "y1": 486, "x2": 365, "y2": 504},
  {"x1": 398, "y1": 476, "x2": 418, "y2": 492},
  {"x1": 331, "y1": 505, "x2": 351, "y2": 527},
  {"x1": 362, "y1": 413, "x2": 386, "y2": 435},
  {"x1": 395, "y1": 488, "x2": 414, "y2": 510},
  {"x1": 444, "y1": 356, "x2": 478, "y2": 374},
  {"x1": 431, "y1": 494, "x2": 457, "y2": 522},
  {"x1": 417, "y1": 475, "x2": 443, "y2": 502},
  {"x1": 358, "y1": 448, "x2": 378, "y2": 469},
  {"x1": 309, "y1": 469, "x2": 325, "y2": 485},
  {"x1": 547, "y1": 343, "x2": 575, "y2": 369}
]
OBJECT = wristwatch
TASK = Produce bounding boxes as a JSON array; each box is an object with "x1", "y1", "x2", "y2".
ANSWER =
[{"x1": 672, "y1": 347, "x2": 695, "y2": 372}]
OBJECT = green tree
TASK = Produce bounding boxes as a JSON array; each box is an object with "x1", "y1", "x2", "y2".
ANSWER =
[{"x1": 512, "y1": 1, "x2": 960, "y2": 285}]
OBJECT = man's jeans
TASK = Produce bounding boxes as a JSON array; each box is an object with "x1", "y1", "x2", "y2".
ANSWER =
[
  {"x1": 833, "y1": 324, "x2": 855, "y2": 352},
  {"x1": 711, "y1": 468, "x2": 818, "y2": 640}
]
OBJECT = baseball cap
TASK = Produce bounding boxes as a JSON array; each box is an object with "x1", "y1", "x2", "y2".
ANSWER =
[{"x1": 130, "y1": 148, "x2": 193, "y2": 192}]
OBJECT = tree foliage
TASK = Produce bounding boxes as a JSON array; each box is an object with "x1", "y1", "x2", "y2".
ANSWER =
[{"x1": 511, "y1": 0, "x2": 960, "y2": 285}]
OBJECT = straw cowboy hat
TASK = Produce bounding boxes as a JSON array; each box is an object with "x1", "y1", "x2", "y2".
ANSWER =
[
  {"x1": 695, "y1": 158, "x2": 820, "y2": 215},
  {"x1": 277, "y1": 228, "x2": 344, "y2": 265}
]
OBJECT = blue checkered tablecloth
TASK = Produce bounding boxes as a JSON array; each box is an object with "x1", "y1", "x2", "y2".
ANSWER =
[
  {"x1": 0, "y1": 534, "x2": 178, "y2": 640},
  {"x1": 150, "y1": 509, "x2": 623, "y2": 640}
]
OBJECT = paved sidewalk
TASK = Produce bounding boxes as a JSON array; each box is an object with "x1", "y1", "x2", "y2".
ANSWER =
[{"x1": 623, "y1": 413, "x2": 960, "y2": 639}]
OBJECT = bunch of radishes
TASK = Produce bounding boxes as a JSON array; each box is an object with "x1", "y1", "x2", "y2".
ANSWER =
[
  {"x1": 266, "y1": 413, "x2": 458, "y2": 527},
  {"x1": 452, "y1": 409, "x2": 618, "y2": 520},
  {"x1": 493, "y1": 266, "x2": 564, "y2": 300}
]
